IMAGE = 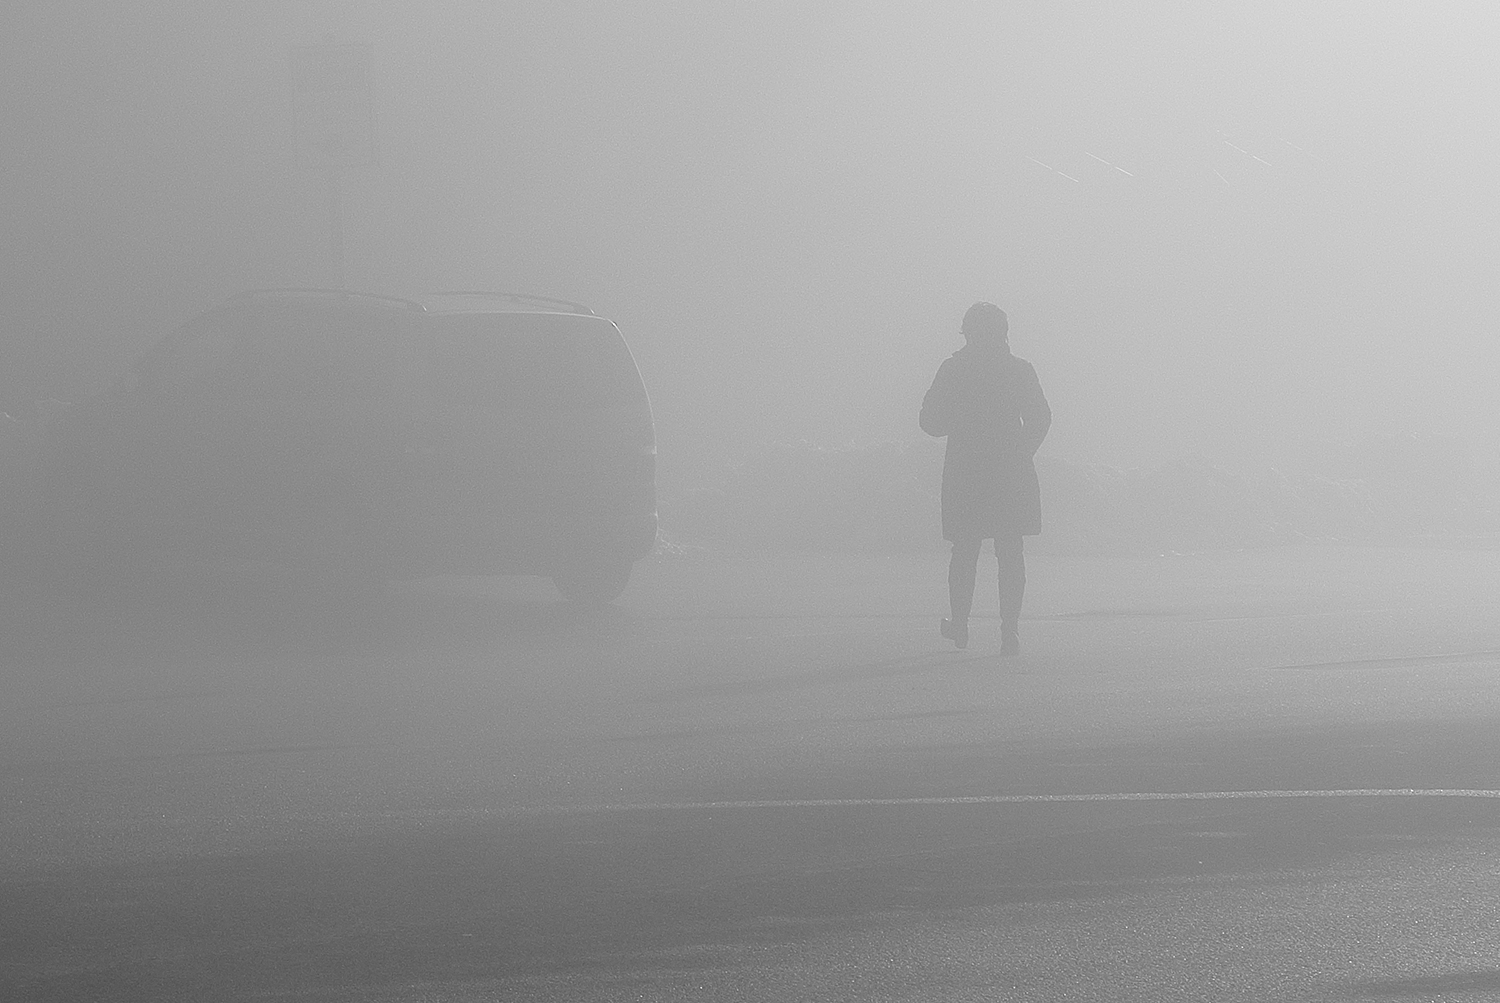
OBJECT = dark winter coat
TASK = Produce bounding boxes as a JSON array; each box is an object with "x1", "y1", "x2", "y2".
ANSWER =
[{"x1": 920, "y1": 343, "x2": 1051, "y2": 540}]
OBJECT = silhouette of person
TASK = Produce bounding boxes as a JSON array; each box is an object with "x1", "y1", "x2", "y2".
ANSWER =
[{"x1": 920, "y1": 302, "x2": 1051, "y2": 653}]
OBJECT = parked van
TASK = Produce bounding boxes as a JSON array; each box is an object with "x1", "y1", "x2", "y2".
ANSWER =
[{"x1": 32, "y1": 289, "x2": 657, "y2": 603}]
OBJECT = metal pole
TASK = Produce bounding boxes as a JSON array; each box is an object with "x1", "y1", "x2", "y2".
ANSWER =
[{"x1": 327, "y1": 167, "x2": 345, "y2": 289}]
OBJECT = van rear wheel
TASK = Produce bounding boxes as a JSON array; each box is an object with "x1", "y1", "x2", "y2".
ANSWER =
[{"x1": 552, "y1": 561, "x2": 632, "y2": 606}]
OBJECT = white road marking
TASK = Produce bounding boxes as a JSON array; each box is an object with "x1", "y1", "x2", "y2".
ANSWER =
[
  {"x1": 1084, "y1": 151, "x2": 1135, "y2": 176},
  {"x1": 140, "y1": 790, "x2": 1500, "y2": 831},
  {"x1": 1026, "y1": 155, "x2": 1081, "y2": 182},
  {"x1": 649, "y1": 607, "x2": 1411, "y2": 623},
  {"x1": 1270, "y1": 650, "x2": 1500, "y2": 672},
  {"x1": 554, "y1": 789, "x2": 1500, "y2": 814}
]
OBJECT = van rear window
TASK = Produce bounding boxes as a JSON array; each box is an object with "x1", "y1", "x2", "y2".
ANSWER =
[{"x1": 419, "y1": 313, "x2": 643, "y2": 410}]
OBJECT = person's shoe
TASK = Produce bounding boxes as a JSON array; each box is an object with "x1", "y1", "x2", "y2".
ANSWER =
[
  {"x1": 940, "y1": 618, "x2": 969, "y2": 650},
  {"x1": 999, "y1": 624, "x2": 1020, "y2": 656}
]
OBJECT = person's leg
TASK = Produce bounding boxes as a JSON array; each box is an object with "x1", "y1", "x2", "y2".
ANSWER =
[
  {"x1": 948, "y1": 538, "x2": 982, "y2": 622},
  {"x1": 943, "y1": 537, "x2": 982, "y2": 647},
  {"x1": 996, "y1": 534, "x2": 1026, "y2": 654}
]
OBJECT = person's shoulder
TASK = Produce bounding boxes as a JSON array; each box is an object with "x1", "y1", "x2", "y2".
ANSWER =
[{"x1": 1007, "y1": 353, "x2": 1039, "y2": 374}]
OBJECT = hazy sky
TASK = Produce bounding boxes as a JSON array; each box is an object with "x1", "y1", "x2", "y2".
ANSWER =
[{"x1": 4, "y1": 1, "x2": 1497, "y2": 471}]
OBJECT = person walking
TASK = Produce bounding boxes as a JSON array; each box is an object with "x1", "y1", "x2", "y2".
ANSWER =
[{"x1": 919, "y1": 302, "x2": 1051, "y2": 653}]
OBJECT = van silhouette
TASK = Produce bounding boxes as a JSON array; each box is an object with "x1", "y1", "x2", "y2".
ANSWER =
[{"x1": 31, "y1": 289, "x2": 658, "y2": 604}]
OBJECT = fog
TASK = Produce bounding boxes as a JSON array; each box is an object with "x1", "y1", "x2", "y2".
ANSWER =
[
  {"x1": 9, "y1": 7, "x2": 1500, "y2": 997},
  {"x1": 5, "y1": 2, "x2": 1498, "y2": 481}
]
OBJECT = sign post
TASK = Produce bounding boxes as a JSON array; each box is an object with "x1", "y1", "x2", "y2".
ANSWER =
[{"x1": 290, "y1": 43, "x2": 376, "y2": 289}]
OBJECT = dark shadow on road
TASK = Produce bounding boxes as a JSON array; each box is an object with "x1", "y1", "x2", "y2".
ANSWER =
[
  {"x1": 0, "y1": 572, "x2": 640, "y2": 670},
  {"x1": 1031, "y1": 606, "x2": 1183, "y2": 620},
  {"x1": 657, "y1": 650, "x2": 998, "y2": 700}
]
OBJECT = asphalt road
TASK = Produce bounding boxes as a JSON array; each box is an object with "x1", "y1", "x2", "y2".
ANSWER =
[{"x1": 4, "y1": 544, "x2": 1500, "y2": 1001}]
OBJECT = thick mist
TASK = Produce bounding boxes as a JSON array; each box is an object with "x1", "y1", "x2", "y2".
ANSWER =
[
  {"x1": 9, "y1": 7, "x2": 1500, "y2": 998},
  {"x1": 4, "y1": 2, "x2": 1498, "y2": 477}
]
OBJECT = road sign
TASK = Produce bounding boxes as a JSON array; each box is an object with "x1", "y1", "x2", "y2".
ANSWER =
[{"x1": 290, "y1": 43, "x2": 376, "y2": 170}]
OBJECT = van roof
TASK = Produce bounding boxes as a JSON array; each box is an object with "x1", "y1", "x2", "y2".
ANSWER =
[
  {"x1": 224, "y1": 289, "x2": 597, "y2": 317},
  {"x1": 417, "y1": 291, "x2": 595, "y2": 316},
  {"x1": 229, "y1": 289, "x2": 426, "y2": 311}
]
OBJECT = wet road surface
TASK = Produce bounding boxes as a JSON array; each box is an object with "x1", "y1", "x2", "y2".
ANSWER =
[{"x1": 4, "y1": 545, "x2": 1500, "y2": 1001}]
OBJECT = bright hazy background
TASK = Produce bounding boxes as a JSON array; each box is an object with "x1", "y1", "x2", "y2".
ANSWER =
[{"x1": 4, "y1": 1, "x2": 1497, "y2": 480}]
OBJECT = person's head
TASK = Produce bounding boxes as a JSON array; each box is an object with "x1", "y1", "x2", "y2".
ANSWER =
[{"x1": 961, "y1": 301, "x2": 1008, "y2": 345}]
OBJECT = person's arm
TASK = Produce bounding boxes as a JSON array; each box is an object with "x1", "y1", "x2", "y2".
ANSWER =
[
  {"x1": 919, "y1": 359, "x2": 956, "y2": 437},
  {"x1": 1018, "y1": 361, "x2": 1051, "y2": 455}
]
